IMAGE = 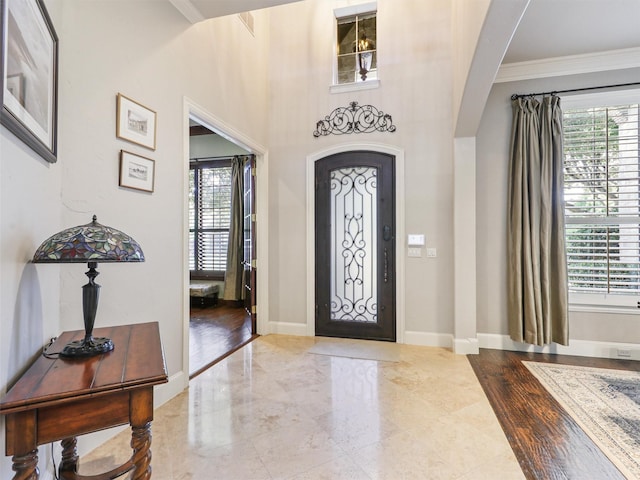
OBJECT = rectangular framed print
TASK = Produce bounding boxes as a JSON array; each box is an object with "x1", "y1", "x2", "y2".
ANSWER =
[
  {"x1": 1, "y1": 0, "x2": 58, "y2": 163},
  {"x1": 119, "y1": 150, "x2": 155, "y2": 193},
  {"x1": 116, "y1": 93, "x2": 157, "y2": 150}
]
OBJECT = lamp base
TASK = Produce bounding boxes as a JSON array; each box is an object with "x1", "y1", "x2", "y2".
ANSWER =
[{"x1": 60, "y1": 336, "x2": 114, "y2": 357}]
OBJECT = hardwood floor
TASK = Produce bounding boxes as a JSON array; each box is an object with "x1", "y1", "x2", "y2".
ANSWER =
[
  {"x1": 189, "y1": 304, "x2": 256, "y2": 379},
  {"x1": 469, "y1": 349, "x2": 640, "y2": 480}
]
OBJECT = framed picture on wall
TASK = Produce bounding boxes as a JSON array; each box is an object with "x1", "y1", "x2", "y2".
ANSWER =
[
  {"x1": 116, "y1": 93, "x2": 157, "y2": 150},
  {"x1": 0, "y1": 0, "x2": 58, "y2": 163},
  {"x1": 119, "y1": 150, "x2": 155, "y2": 193}
]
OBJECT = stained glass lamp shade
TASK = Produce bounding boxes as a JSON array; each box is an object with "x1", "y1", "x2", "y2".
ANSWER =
[{"x1": 33, "y1": 215, "x2": 145, "y2": 357}]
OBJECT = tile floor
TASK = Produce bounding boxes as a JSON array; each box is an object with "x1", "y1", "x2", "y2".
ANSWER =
[{"x1": 80, "y1": 335, "x2": 525, "y2": 479}]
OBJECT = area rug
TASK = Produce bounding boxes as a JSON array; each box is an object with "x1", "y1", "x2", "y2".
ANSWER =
[
  {"x1": 524, "y1": 361, "x2": 640, "y2": 479},
  {"x1": 307, "y1": 338, "x2": 400, "y2": 362}
]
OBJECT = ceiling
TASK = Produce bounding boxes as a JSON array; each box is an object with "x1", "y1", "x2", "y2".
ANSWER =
[
  {"x1": 168, "y1": 0, "x2": 304, "y2": 22},
  {"x1": 503, "y1": 0, "x2": 640, "y2": 64}
]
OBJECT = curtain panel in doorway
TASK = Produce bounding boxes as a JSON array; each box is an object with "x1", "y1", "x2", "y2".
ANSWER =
[
  {"x1": 223, "y1": 156, "x2": 245, "y2": 301},
  {"x1": 507, "y1": 95, "x2": 569, "y2": 346}
]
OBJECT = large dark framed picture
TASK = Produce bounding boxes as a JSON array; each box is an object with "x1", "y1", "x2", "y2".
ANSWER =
[{"x1": 1, "y1": 0, "x2": 58, "y2": 163}]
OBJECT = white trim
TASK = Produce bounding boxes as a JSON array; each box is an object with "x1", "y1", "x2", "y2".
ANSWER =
[
  {"x1": 496, "y1": 47, "x2": 640, "y2": 83},
  {"x1": 334, "y1": 2, "x2": 377, "y2": 18},
  {"x1": 561, "y1": 88, "x2": 640, "y2": 109},
  {"x1": 332, "y1": 2, "x2": 378, "y2": 90},
  {"x1": 454, "y1": 337, "x2": 479, "y2": 355},
  {"x1": 154, "y1": 371, "x2": 189, "y2": 407},
  {"x1": 183, "y1": 96, "x2": 270, "y2": 372},
  {"x1": 329, "y1": 80, "x2": 380, "y2": 94},
  {"x1": 570, "y1": 304, "x2": 640, "y2": 316},
  {"x1": 453, "y1": 137, "x2": 477, "y2": 355},
  {"x1": 167, "y1": 0, "x2": 206, "y2": 24},
  {"x1": 478, "y1": 333, "x2": 640, "y2": 360},
  {"x1": 403, "y1": 331, "x2": 453, "y2": 348},
  {"x1": 306, "y1": 142, "x2": 405, "y2": 342},
  {"x1": 266, "y1": 322, "x2": 309, "y2": 337},
  {"x1": 569, "y1": 291, "x2": 640, "y2": 315}
]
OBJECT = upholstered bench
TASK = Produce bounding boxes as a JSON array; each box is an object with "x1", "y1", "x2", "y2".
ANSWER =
[{"x1": 189, "y1": 282, "x2": 220, "y2": 308}]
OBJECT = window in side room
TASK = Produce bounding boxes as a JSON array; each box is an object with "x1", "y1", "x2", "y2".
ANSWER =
[
  {"x1": 563, "y1": 90, "x2": 640, "y2": 311},
  {"x1": 335, "y1": 9, "x2": 377, "y2": 85},
  {"x1": 189, "y1": 160, "x2": 232, "y2": 279}
]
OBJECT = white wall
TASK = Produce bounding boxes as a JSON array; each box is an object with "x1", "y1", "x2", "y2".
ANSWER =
[
  {"x1": 0, "y1": 116, "x2": 63, "y2": 477},
  {"x1": 1, "y1": 0, "x2": 270, "y2": 474},
  {"x1": 476, "y1": 67, "x2": 640, "y2": 345},
  {"x1": 266, "y1": 0, "x2": 455, "y2": 340}
]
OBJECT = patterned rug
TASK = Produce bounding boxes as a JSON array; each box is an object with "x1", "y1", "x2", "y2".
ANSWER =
[{"x1": 524, "y1": 361, "x2": 640, "y2": 479}]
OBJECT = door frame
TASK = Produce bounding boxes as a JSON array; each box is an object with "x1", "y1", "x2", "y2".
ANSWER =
[
  {"x1": 306, "y1": 143, "x2": 405, "y2": 342},
  {"x1": 182, "y1": 97, "x2": 269, "y2": 382}
]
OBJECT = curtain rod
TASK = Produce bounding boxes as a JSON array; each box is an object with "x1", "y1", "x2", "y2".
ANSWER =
[
  {"x1": 190, "y1": 154, "x2": 252, "y2": 162},
  {"x1": 510, "y1": 81, "x2": 640, "y2": 101}
]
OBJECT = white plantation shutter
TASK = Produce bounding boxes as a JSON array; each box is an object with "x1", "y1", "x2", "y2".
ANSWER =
[
  {"x1": 189, "y1": 162, "x2": 232, "y2": 274},
  {"x1": 563, "y1": 101, "x2": 640, "y2": 298}
]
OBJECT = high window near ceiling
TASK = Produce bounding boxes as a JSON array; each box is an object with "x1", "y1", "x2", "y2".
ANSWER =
[
  {"x1": 563, "y1": 90, "x2": 640, "y2": 311},
  {"x1": 334, "y1": 3, "x2": 377, "y2": 87},
  {"x1": 189, "y1": 159, "x2": 231, "y2": 279}
]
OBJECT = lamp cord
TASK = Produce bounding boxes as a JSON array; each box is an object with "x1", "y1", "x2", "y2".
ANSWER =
[
  {"x1": 51, "y1": 442, "x2": 60, "y2": 480},
  {"x1": 43, "y1": 337, "x2": 61, "y2": 359}
]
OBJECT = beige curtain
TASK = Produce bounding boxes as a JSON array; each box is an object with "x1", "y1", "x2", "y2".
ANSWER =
[
  {"x1": 507, "y1": 95, "x2": 568, "y2": 346},
  {"x1": 223, "y1": 156, "x2": 245, "y2": 301}
]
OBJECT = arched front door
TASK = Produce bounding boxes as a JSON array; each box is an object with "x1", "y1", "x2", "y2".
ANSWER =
[{"x1": 315, "y1": 151, "x2": 396, "y2": 341}]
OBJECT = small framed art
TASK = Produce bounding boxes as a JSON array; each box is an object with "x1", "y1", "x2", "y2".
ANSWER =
[
  {"x1": 116, "y1": 93, "x2": 156, "y2": 150},
  {"x1": 119, "y1": 150, "x2": 155, "y2": 193},
  {"x1": 1, "y1": 0, "x2": 58, "y2": 163}
]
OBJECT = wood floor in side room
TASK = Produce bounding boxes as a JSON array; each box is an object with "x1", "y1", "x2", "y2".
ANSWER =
[
  {"x1": 468, "y1": 348, "x2": 640, "y2": 480},
  {"x1": 189, "y1": 304, "x2": 255, "y2": 378}
]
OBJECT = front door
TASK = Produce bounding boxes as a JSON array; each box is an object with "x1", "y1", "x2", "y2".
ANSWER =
[{"x1": 315, "y1": 151, "x2": 396, "y2": 341}]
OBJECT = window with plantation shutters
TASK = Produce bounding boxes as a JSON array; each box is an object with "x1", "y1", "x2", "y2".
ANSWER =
[
  {"x1": 189, "y1": 160, "x2": 232, "y2": 277},
  {"x1": 563, "y1": 91, "x2": 640, "y2": 308}
]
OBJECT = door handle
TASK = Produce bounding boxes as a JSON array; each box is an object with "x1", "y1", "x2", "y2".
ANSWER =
[
  {"x1": 383, "y1": 225, "x2": 391, "y2": 241},
  {"x1": 384, "y1": 247, "x2": 389, "y2": 283}
]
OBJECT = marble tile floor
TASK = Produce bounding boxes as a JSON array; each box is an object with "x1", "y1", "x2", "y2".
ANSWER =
[{"x1": 80, "y1": 335, "x2": 525, "y2": 479}]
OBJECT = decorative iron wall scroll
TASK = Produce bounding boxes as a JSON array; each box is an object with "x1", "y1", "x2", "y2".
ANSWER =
[{"x1": 313, "y1": 101, "x2": 396, "y2": 137}]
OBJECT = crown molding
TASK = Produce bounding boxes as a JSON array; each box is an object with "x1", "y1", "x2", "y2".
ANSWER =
[
  {"x1": 168, "y1": 0, "x2": 206, "y2": 24},
  {"x1": 496, "y1": 47, "x2": 640, "y2": 83}
]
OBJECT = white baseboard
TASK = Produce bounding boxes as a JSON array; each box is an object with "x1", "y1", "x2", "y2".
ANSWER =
[
  {"x1": 403, "y1": 331, "x2": 453, "y2": 348},
  {"x1": 154, "y1": 371, "x2": 188, "y2": 408},
  {"x1": 266, "y1": 321, "x2": 309, "y2": 337},
  {"x1": 478, "y1": 333, "x2": 640, "y2": 360},
  {"x1": 454, "y1": 337, "x2": 480, "y2": 355}
]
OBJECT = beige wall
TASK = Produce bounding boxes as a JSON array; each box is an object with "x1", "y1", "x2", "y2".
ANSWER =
[
  {"x1": 266, "y1": 0, "x2": 456, "y2": 338},
  {"x1": 1, "y1": 0, "x2": 270, "y2": 474}
]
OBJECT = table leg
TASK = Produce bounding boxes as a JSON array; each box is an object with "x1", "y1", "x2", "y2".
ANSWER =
[
  {"x1": 11, "y1": 449, "x2": 38, "y2": 480},
  {"x1": 131, "y1": 422, "x2": 152, "y2": 480},
  {"x1": 59, "y1": 437, "x2": 78, "y2": 476}
]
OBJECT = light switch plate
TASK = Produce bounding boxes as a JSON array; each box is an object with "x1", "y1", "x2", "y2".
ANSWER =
[
  {"x1": 408, "y1": 248, "x2": 422, "y2": 257},
  {"x1": 408, "y1": 234, "x2": 425, "y2": 246}
]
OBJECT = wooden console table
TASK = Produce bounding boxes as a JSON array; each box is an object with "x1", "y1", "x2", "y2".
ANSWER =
[{"x1": 0, "y1": 322, "x2": 167, "y2": 480}]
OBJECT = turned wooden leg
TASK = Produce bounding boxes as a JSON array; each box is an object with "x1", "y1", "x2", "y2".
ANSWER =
[
  {"x1": 59, "y1": 437, "x2": 78, "y2": 478},
  {"x1": 131, "y1": 422, "x2": 152, "y2": 480},
  {"x1": 12, "y1": 449, "x2": 39, "y2": 480}
]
